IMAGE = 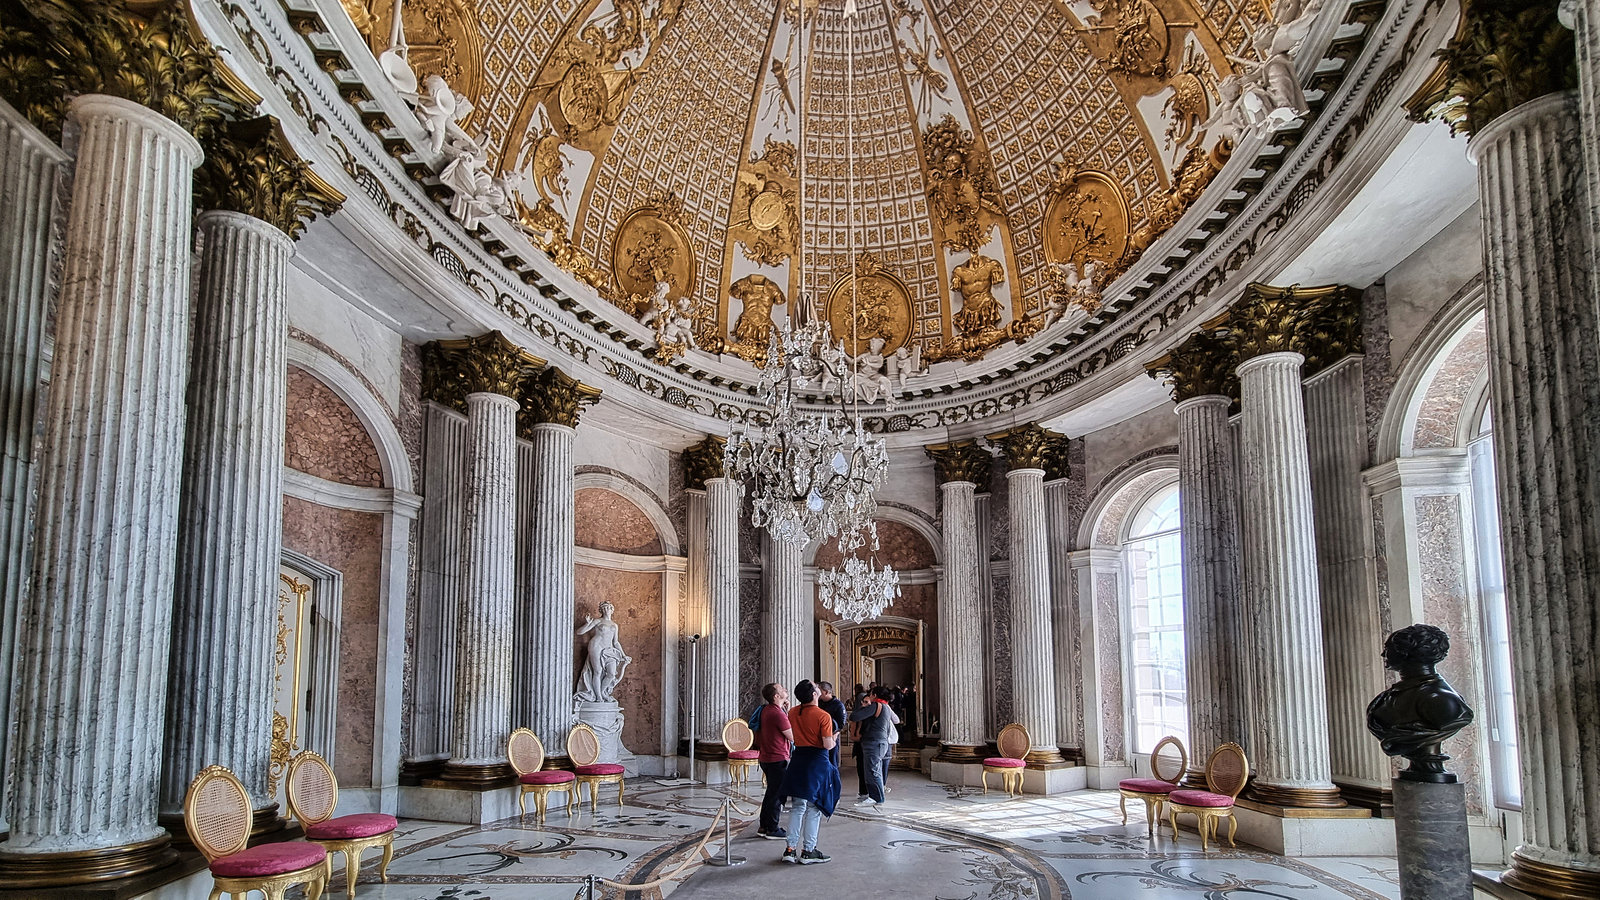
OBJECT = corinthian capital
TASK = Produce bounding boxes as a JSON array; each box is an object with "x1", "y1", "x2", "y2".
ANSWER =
[
  {"x1": 986, "y1": 423, "x2": 1061, "y2": 472},
  {"x1": 194, "y1": 117, "x2": 345, "y2": 239},
  {"x1": 683, "y1": 436, "x2": 727, "y2": 489},
  {"x1": 423, "y1": 332, "x2": 546, "y2": 411},
  {"x1": 925, "y1": 440, "x2": 993, "y2": 487},
  {"x1": 518, "y1": 366, "x2": 601, "y2": 432},
  {"x1": 1147, "y1": 330, "x2": 1239, "y2": 403}
]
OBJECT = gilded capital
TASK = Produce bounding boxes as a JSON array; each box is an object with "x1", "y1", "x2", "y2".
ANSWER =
[
  {"x1": 194, "y1": 117, "x2": 345, "y2": 239},
  {"x1": 925, "y1": 440, "x2": 992, "y2": 487},
  {"x1": 1416, "y1": 0, "x2": 1577, "y2": 135},
  {"x1": 1040, "y1": 432, "x2": 1072, "y2": 482},
  {"x1": 1296, "y1": 285, "x2": 1363, "y2": 377},
  {"x1": 423, "y1": 332, "x2": 545, "y2": 412},
  {"x1": 987, "y1": 423, "x2": 1060, "y2": 471},
  {"x1": 1222, "y1": 283, "x2": 1306, "y2": 362},
  {"x1": 519, "y1": 366, "x2": 601, "y2": 432},
  {"x1": 683, "y1": 436, "x2": 727, "y2": 489},
  {"x1": 1147, "y1": 329, "x2": 1240, "y2": 403}
]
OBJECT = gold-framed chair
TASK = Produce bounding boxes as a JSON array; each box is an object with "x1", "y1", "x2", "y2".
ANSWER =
[
  {"x1": 568, "y1": 721, "x2": 625, "y2": 812},
  {"x1": 508, "y1": 727, "x2": 578, "y2": 822},
  {"x1": 722, "y1": 717, "x2": 761, "y2": 788},
  {"x1": 287, "y1": 751, "x2": 397, "y2": 898},
  {"x1": 980, "y1": 723, "x2": 1030, "y2": 797},
  {"x1": 184, "y1": 764, "x2": 329, "y2": 900},
  {"x1": 1118, "y1": 735, "x2": 1188, "y2": 835},
  {"x1": 1166, "y1": 742, "x2": 1250, "y2": 852}
]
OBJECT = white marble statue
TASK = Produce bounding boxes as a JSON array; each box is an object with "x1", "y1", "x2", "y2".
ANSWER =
[
  {"x1": 640, "y1": 282, "x2": 696, "y2": 363},
  {"x1": 439, "y1": 138, "x2": 516, "y2": 231},
  {"x1": 416, "y1": 74, "x2": 475, "y2": 156},
  {"x1": 1205, "y1": 0, "x2": 1320, "y2": 144},
  {"x1": 1045, "y1": 259, "x2": 1105, "y2": 327},
  {"x1": 574, "y1": 601, "x2": 632, "y2": 704},
  {"x1": 850, "y1": 337, "x2": 895, "y2": 406},
  {"x1": 885, "y1": 343, "x2": 928, "y2": 391}
]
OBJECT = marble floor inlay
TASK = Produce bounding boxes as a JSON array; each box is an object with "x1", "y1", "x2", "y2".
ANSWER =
[{"x1": 316, "y1": 770, "x2": 1493, "y2": 900}]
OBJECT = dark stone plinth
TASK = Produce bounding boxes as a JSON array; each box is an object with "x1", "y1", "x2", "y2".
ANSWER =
[{"x1": 1393, "y1": 778, "x2": 1472, "y2": 900}]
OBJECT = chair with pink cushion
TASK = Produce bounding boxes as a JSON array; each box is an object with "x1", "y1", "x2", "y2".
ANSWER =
[
  {"x1": 184, "y1": 764, "x2": 329, "y2": 900},
  {"x1": 981, "y1": 723, "x2": 1030, "y2": 797},
  {"x1": 1166, "y1": 742, "x2": 1250, "y2": 851},
  {"x1": 721, "y1": 717, "x2": 761, "y2": 788},
  {"x1": 568, "y1": 721, "x2": 626, "y2": 812},
  {"x1": 287, "y1": 751, "x2": 397, "y2": 897},
  {"x1": 508, "y1": 727, "x2": 578, "y2": 822},
  {"x1": 1118, "y1": 734, "x2": 1188, "y2": 834}
]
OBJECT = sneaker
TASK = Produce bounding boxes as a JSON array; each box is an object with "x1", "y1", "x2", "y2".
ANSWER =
[
  {"x1": 781, "y1": 847, "x2": 799, "y2": 864},
  {"x1": 854, "y1": 797, "x2": 878, "y2": 806},
  {"x1": 758, "y1": 828, "x2": 788, "y2": 840},
  {"x1": 799, "y1": 848, "x2": 832, "y2": 865}
]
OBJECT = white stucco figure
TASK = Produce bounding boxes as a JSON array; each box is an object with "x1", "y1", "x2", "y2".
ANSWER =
[
  {"x1": 416, "y1": 74, "x2": 475, "y2": 155},
  {"x1": 850, "y1": 337, "x2": 895, "y2": 406},
  {"x1": 440, "y1": 139, "x2": 515, "y2": 230},
  {"x1": 574, "y1": 601, "x2": 632, "y2": 703},
  {"x1": 641, "y1": 283, "x2": 696, "y2": 363},
  {"x1": 885, "y1": 343, "x2": 928, "y2": 391}
]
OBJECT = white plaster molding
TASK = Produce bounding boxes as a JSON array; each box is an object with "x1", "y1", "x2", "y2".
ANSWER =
[
  {"x1": 1077, "y1": 455, "x2": 1181, "y2": 549},
  {"x1": 1373, "y1": 278, "x2": 1488, "y2": 462},
  {"x1": 574, "y1": 547, "x2": 689, "y2": 573},
  {"x1": 287, "y1": 339, "x2": 415, "y2": 492},
  {"x1": 1362, "y1": 452, "x2": 1472, "y2": 495},
  {"x1": 283, "y1": 468, "x2": 422, "y2": 517}
]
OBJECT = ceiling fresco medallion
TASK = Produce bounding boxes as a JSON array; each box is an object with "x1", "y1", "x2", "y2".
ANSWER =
[
  {"x1": 729, "y1": 138, "x2": 800, "y2": 267},
  {"x1": 824, "y1": 253, "x2": 914, "y2": 357},
  {"x1": 610, "y1": 196, "x2": 697, "y2": 309}
]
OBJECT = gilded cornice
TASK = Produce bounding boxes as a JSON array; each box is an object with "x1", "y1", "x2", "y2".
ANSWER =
[
  {"x1": 986, "y1": 423, "x2": 1061, "y2": 472},
  {"x1": 0, "y1": 0, "x2": 256, "y2": 140},
  {"x1": 925, "y1": 440, "x2": 992, "y2": 487},
  {"x1": 1040, "y1": 432, "x2": 1072, "y2": 482},
  {"x1": 518, "y1": 366, "x2": 602, "y2": 432},
  {"x1": 682, "y1": 436, "x2": 726, "y2": 489},
  {"x1": 1146, "y1": 330, "x2": 1240, "y2": 403},
  {"x1": 194, "y1": 116, "x2": 344, "y2": 239},
  {"x1": 422, "y1": 332, "x2": 546, "y2": 412},
  {"x1": 1417, "y1": 0, "x2": 1577, "y2": 135},
  {"x1": 1296, "y1": 285, "x2": 1364, "y2": 377}
]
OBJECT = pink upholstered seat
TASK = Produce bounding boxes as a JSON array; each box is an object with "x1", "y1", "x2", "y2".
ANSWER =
[
  {"x1": 1169, "y1": 788, "x2": 1235, "y2": 808},
  {"x1": 520, "y1": 770, "x2": 577, "y2": 785},
  {"x1": 983, "y1": 757, "x2": 1025, "y2": 767},
  {"x1": 304, "y1": 813, "x2": 398, "y2": 841},
  {"x1": 1119, "y1": 777, "x2": 1179, "y2": 794},
  {"x1": 576, "y1": 763, "x2": 625, "y2": 776},
  {"x1": 727, "y1": 749, "x2": 759, "y2": 760},
  {"x1": 210, "y1": 841, "x2": 328, "y2": 878}
]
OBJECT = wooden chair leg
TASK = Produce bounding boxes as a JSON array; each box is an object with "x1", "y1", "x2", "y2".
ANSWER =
[
  {"x1": 518, "y1": 788, "x2": 527, "y2": 816},
  {"x1": 345, "y1": 848, "x2": 362, "y2": 898},
  {"x1": 378, "y1": 836, "x2": 394, "y2": 882},
  {"x1": 1119, "y1": 793, "x2": 1127, "y2": 823},
  {"x1": 616, "y1": 778, "x2": 624, "y2": 809},
  {"x1": 535, "y1": 789, "x2": 547, "y2": 823},
  {"x1": 1167, "y1": 807, "x2": 1179, "y2": 840},
  {"x1": 1199, "y1": 812, "x2": 1211, "y2": 852},
  {"x1": 1226, "y1": 812, "x2": 1237, "y2": 848}
]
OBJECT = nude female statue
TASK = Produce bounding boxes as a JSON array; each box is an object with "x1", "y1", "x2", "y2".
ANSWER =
[{"x1": 574, "y1": 601, "x2": 632, "y2": 703}]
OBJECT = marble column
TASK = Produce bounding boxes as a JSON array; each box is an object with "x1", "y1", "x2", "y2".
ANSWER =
[
  {"x1": 991, "y1": 425, "x2": 1064, "y2": 764},
  {"x1": 927, "y1": 441, "x2": 992, "y2": 760},
  {"x1": 0, "y1": 94, "x2": 200, "y2": 884},
  {"x1": 517, "y1": 366, "x2": 598, "y2": 763},
  {"x1": 1234, "y1": 334, "x2": 1342, "y2": 807},
  {"x1": 1044, "y1": 475, "x2": 1081, "y2": 759},
  {"x1": 1470, "y1": 90, "x2": 1600, "y2": 897},
  {"x1": 0, "y1": 97, "x2": 67, "y2": 837},
  {"x1": 407, "y1": 403, "x2": 468, "y2": 775},
  {"x1": 160, "y1": 211, "x2": 294, "y2": 830},
  {"x1": 762, "y1": 531, "x2": 809, "y2": 692},
  {"x1": 705, "y1": 476, "x2": 742, "y2": 743},
  {"x1": 1561, "y1": 1, "x2": 1599, "y2": 263}
]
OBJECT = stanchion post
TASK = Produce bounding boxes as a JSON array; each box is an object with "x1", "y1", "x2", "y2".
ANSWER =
[
  {"x1": 687, "y1": 634, "x2": 699, "y2": 783},
  {"x1": 703, "y1": 798, "x2": 747, "y2": 866}
]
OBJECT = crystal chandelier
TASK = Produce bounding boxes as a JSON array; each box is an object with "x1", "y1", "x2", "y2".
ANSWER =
[
  {"x1": 817, "y1": 521, "x2": 901, "y2": 622},
  {"x1": 723, "y1": 0, "x2": 890, "y2": 547}
]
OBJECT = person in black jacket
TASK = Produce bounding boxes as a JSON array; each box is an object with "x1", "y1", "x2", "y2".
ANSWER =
[{"x1": 817, "y1": 681, "x2": 847, "y2": 768}]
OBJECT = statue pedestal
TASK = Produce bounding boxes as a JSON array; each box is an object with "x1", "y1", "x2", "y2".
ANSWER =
[
  {"x1": 575, "y1": 701, "x2": 637, "y2": 776},
  {"x1": 1392, "y1": 778, "x2": 1472, "y2": 900}
]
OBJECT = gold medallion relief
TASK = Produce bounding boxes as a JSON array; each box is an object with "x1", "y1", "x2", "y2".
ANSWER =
[
  {"x1": 729, "y1": 139, "x2": 800, "y2": 267},
  {"x1": 1042, "y1": 162, "x2": 1131, "y2": 273},
  {"x1": 610, "y1": 198, "x2": 697, "y2": 305},
  {"x1": 824, "y1": 253, "x2": 914, "y2": 357}
]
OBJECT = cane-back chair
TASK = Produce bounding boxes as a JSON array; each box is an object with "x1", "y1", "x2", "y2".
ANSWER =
[
  {"x1": 1118, "y1": 735, "x2": 1188, "y2": 834},
  {"x1": 568, "y1": 721, "x2": 625, "y2": 812},
  {"x1": 287, "y1": 751, "x2": 397, "y2": 897},
  {"x1": 185, "y1": 765, "x2": 329, "y2": 900},
  {"x1": 508, "y1": 727, "x2": 578, "y2": 822},
  {"x1": 1166, "y1": 742, "x2": 1250, "y2": 851},
  {"x1": 722, "y1": 717, "x2": 761, "y2": 788},
  {"x1": 981, "y1": 723, "x2": 1030, "y2": 797}
]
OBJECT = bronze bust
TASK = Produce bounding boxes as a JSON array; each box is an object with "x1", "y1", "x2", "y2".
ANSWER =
[{"x1": 1366, "y1": 624, "x2": 1475, "y2": 783}]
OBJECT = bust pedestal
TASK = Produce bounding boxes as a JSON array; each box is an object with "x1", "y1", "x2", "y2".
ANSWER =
[{"x1": 576, "y1": 701, "x2": 637, "y2": 776}]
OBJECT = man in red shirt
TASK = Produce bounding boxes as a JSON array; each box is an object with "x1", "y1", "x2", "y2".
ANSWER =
[{"x1": 754, "y1": 682, "x2": 792, "y2": 840}]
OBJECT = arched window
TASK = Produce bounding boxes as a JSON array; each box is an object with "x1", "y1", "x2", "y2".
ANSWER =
[
  {"x1": 1468, "y1": 407, "x2": 1521, "y2": 810},
  {"x1": 1122, "y1": 482, "x2": 1187, "y2": 754}
]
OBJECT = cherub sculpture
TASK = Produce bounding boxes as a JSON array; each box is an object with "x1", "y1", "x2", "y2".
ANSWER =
[{"x1": 640, "y1": 281, "x2": 696, "y2": 364}]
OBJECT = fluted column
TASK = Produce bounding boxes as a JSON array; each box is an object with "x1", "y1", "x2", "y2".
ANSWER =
[
  {"x1": 0, "y1": 94, "x2": 200, "y2": 883},
  {"x1": 160, "y1": 211, "x2": 294, "y2": 830},
  {"x1": 1561, "y1": 1, "x2": 1599, "y2": 262},
  {"x1": 1471, "y1": 91, "x2": 1600, "y2": 898},
  {"x1": 991, "y1": 425, "x2": 1064, "y2": 764},
  {"x1": 705, "y1": 476, "x2": 742, "y2": 742},
  {"x1": 0, "y1": 97, "x2": 67, "y2": 836},
  {"x1": 1044, "y1": 476, "x2": 1080, "y2": 758},
  {"x1": 762, "y1": 531, "x2": 809, "y2": 691},
  {"x1": 1235, "y1": 345, "x2": 1342, "y2": 808},
  {"x1": 927, "y1": 441, "x2": 991, "y2": 760}
]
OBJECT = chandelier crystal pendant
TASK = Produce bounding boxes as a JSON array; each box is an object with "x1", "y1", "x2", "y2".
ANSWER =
[{"x1": 817, "y1": 525, "x2": 901, "y2": 623}]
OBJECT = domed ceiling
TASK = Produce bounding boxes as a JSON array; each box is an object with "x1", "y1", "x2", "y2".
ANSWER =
[{"x1": 349, "y1": 0, "x2": 1273, "y2": 370}]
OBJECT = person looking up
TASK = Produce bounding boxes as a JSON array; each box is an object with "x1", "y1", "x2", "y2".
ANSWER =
[
  {"x1": 849, "y1": 685, "x2": 899, "y2": 806},
  {"x1": 777, "y1": 680, "x2": 840, "y2": 864},
  {"x1": 817, "y1": 681, "x2": 847, "y2": 769},
  {"x1": 754, "y1": 682, "x2": 792, "y2": 840}
]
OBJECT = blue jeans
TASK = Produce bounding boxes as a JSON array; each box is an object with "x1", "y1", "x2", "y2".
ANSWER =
[
  {"x1": 861, "y1": 740, "x2": 890, "y2": 802},
  {"x1": 786, "y1": 797, "x2": 824, "y2": 852}
]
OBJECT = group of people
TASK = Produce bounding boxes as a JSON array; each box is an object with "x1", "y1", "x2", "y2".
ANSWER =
[{"x1": 748, "y1": 679, "x2": 915, "y2": 864}]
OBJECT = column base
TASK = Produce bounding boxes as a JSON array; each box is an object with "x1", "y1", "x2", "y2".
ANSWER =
[
  {"x1": 400, "y1": 756, "x2": 448, "y2": 785},
  {"x1": 437, "y1": 761, "x2": 515, "y2": 785},
  {"x1": 544, "y1": 754, "x2": 573, "y2": 771},
  {"x1": 1181, "y1": 769, "x2": 1209, "y2": 788},
  {"x1": 1502, "y1": 850, "x2": 1600, "y2": 899},
  {"x1": 1227, "y1": 798, "x2": 1379, "y2": 856},
  {"x1": 677, "y1": 739, "x2": 730, "y2": 761},
  {"x1": 934, "y1": 743, "x2": 985, "y2": 762},
  {"x1": 0, "y1": 834, "x2": 178, "y2": 887},
  {"x1": 159, "y1": 804, "x2": 287, "y2": 849},
  {"x1": 1334, "y1": 780, "x2": 1394, "y2": 816},
  {"x1": 1245, "y1": 781, "x2": 1347, "y2": 809},
  {"x1": 398, "y1": 784, "x2": 522, "y2": 825},
  {"x1": 1024, "y1": 748, "x2": 1068, "y2": 767}
]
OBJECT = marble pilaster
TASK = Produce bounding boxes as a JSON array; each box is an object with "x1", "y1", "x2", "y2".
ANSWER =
[
  {"x1": 0, "y1": 94, "x2": 200, "y2": 882},
  {"x1": 1072, "y1": 547, "x2": 1131, "y2": 788},
  {"x1": 407, "y1": 404, "x2": 468, "y2": 772},
  {"x1": 160, "y1": 212, "x2": 294, "y2": 827},
  {"x1": 522, "y1": 421, "x2": 578, "y2": 761},
  {"x1": 1470, "y1": 91, "x2": 1600, "y2": 896},
  {"x1": 936, "y1": 480, "x2": 985, "y2": 757},
  {"x1": 1044, "y1": 478, "x2": 1081, "y2": 757},
  {"x1": 762, "y1": 531, "x2": 809, "y2": 692},
  {"x1": 705, "y1": 477, "x2": 742, "y2": 743},
  {"x1": 1560, "y1": 1, "x2": 1599, "y2": 265},
  {"x1": 445, "y1": 391, "x2": 519, "y2": 782},
  {"x1": 1236, "y1": 351, "x2": 1342, "y2": 807},
  {"x1": 0, "y1": 97, "x2": 66, "y2": 836}
]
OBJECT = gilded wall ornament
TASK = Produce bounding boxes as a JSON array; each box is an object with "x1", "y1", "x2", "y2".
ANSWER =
[
  {"x1": 925, "y1": 441, "x2": 992, "y2": 486},
  {"x1": 683, "y1": 435, "x2": 728, "y2": 489},
  {"x1": 1163, "y1": 43, "x2": 1215, "y2": 148},
  {"x1": 922, "y1": 115, "x2": 1007, "y2": 253},
  {"x1": 610, "y1": 197, "x2": 697, "y2": 308},
  {"x1": 1043, "y1": 162, "x2": 1130, "y2": 274},
  {"x1": 364, "y1": 0, "x2": 482, "y2": 109},
  {"x1": 516, "y1": 198, "x2": 611, "y2": 294},
  {"x1": 950, "y1": 253, "x2": 1006, "y2": 336},
  {"x1": 988, "y1": 423, "x2": 1061, "y2": 471},
  {"x1": 1126, "y1": 143, "x2": 1225, "y2": 258},
  {"x1": 1040, "y1": 432, "x2": 1072, "y2": 481},
  {"x1": 423, "y1": 331, "x2": 546, "y2": 412},
  {"x1": 729, "y1": 139, "x2": 801, "y2": 266},
  {"x1": 519, "y1": 366, "x2": 602, "y2": 432},
  {"x1": 1076, "y1": 0, "x2": 1194, "y2": 81},
  {"x1": 1296, "y1": 285, "x2": 1363, "y2": 376},
  {"x1": 825, "y1": 253, "x2": 914, "y2": 356},
  {"x1": 194, "y1": 116, "x2": 346, "y2": 240},
  {"x1": 1146, "y1": 329, "x2": 1239, "y2": 403},
  {"x1": 726, "y1": 274, "x2": 787, "y2": 364},
  {"x1": 1416, "y1": 0, "x2": 1577, "y2": 135},
  {"x1": 926, "y1": 312, "x2": 1046, "y2": 364}
]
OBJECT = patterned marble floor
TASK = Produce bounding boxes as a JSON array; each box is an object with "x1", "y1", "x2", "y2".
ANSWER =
[{"x1": 327, "y1": 771, "x2": 1492, "y2": 900}]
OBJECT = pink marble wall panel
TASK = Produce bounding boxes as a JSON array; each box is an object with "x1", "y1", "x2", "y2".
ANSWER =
[
  {"x1": 282, "y1": 496, "x2": 384, "y2": 787},
  {"x1": 1413, "y1": 318, "x2": 1488, "y2": 450},
  {"x1": 575, "y1": 488, "x2": 664, "y2": 555},
  {"x1": 1416, "y1": 493, "x2": 1488, "y2": 817},
  {"x1": 285, "y1": 366, "x2": 383, "y2": 487},
  {"x1": 575, "y1": 565, "x2": 664, "y2": 755}
]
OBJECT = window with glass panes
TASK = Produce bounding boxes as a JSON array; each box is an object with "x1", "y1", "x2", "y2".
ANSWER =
[{"x1": 1123, "y1": 483, "x2": 1187, "y2": 755}]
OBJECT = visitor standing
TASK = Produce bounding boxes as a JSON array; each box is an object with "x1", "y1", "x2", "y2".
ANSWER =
[
  {"x1": 818, "y1": 681, "x2": 846, "y2": 769},
  {"x1": 754, "y1": 682, "x2": 792, "y2": 840},
  {"x1": 777, "y1": 680, "x2": 840, "y2": 864},
  {"x1": 849, "y1": 685, "x2": 899, "y2": 806}
]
